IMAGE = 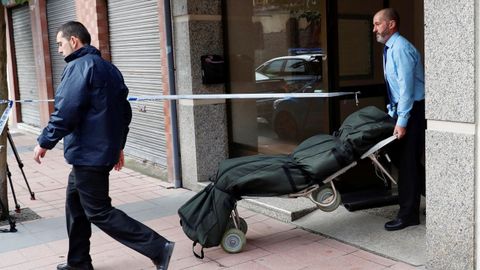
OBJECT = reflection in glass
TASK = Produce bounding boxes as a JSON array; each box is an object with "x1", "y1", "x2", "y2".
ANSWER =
[{"x1": 226, "y1": 0, "x2": 328, "y2": 156}]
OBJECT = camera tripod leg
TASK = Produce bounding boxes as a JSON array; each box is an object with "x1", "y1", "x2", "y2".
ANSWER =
[
  {"x1": 6, "y1": 164, "x2": 21, "y2": 213},
  {"x1": 6, "y1": 129, "x2": 35, "y2": 200},
  {"x1": 0, "y1": 197, "x2": 17, "y2": 233}
]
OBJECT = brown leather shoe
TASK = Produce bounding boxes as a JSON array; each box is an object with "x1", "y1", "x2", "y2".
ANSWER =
[
  {"x1": 152, "y1": 241, "x2": 175, "y2": 270},
  {"x1": 56, "y1": 262, "x2": 94, "y2": 270}
]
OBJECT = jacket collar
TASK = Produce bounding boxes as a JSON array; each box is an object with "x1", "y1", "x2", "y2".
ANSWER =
[{"x1": 64, "y1": 45, "x2": 101, "y2": 63}]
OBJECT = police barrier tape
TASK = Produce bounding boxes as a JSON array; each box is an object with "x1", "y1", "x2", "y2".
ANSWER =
[
  {"x1": 0, "y1": 101, "x2": 13, "y2": 135},
  {"x1": 0, "y1": 91, "x2": 359, "y2": 104},
  {"x1": 125, "y1": 92, "x2": 360, "y2": 101},
  {"x1": 0, "y1": 91, "x2": 359, "y2": 133}
]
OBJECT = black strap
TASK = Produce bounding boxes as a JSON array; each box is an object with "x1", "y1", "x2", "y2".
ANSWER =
[
  {"x1": 297, "y1": 165, "x2": 315, "y2": 185},
  {"x1": 192, "y1": 242, "x2": 205, "y2": 259},
  {"x1": 282, "y1": 165, "x2": 298, "y2": 193},
  {"x1": 331, "y1": 147, "x2": 345, "y2": 167},
  {"x1": 332, "y1": 143, "x2": 354, "y2": 167}
]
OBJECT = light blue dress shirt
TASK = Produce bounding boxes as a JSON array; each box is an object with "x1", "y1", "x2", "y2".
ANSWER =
[{"x1": 384, "y1": 32, "x2": 425, "y2": 127}]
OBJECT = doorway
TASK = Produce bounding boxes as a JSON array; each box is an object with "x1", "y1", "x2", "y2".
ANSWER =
[
  {"x1": 225, "y1": 0, "x2": 330, "y2": 156},
  {"x1": 224, "y1": 0, "x2": 424, "y2": 158},
  {"x1": 223, "y1": 0, "x2": 426, "y2": 266}
]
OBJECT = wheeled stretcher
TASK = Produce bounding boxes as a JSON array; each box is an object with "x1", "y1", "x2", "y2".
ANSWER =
[
  {"x1": 223, "y1": 135, "x2": 398, "y2": 253},
  {"x1": 178, "y1": 106, "x2": 398, "y2": 258}
]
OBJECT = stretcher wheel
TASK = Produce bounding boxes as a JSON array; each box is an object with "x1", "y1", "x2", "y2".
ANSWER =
[
  {"x1": 238, "y1": 218, "x2": 248, "y2": 234},
  {"x1": 227, "y1": 217, "x2": 248, "y2": 233},
  {"x1": 311, "y1": 185, "x2": 341, "y2": 212},
  {"x1": 221, "y1": 228, "x2": 246, "y2": 253}
]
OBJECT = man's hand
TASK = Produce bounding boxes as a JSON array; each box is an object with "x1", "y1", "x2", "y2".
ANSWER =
[
  {"x1": 33, "y1": 145, "x2": 48, "y2": 164},
  {"x1": 393, "y1": 125, "x2": 407, "y2": 139},
  {"x1": 114, "y1": 150, "x2": 125, "y2": 171}
]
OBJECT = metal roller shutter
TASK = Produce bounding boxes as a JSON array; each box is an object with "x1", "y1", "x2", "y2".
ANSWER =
[
  {"x1": 12, "y1": 5, "x2": 40, "y2": 127},
  {"x1": 108, "y1": 0, "x2": 167, "y2": 167},
  {"x1": 46, "y1": 0, "x2": 76, "y2": 92}
]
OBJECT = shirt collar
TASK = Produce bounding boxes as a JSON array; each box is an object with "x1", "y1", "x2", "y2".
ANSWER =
[{"x1": 385, "y1": 32, "x2": 400, "y2": 48}]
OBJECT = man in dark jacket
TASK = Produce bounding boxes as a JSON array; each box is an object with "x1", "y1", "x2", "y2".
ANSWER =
[{"x1": 33, "y1": 21, "x2": 174, "y2": 270}]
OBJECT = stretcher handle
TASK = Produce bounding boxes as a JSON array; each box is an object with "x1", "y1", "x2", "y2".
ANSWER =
[{"x1": 360, "y1": 135, "x2": 397, "y2": 160}]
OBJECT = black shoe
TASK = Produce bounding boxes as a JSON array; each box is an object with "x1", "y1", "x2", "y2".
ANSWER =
[
  {"x1": 152, "y1": 241, "x2": 175, "y2": 270},
  {"x1": 384, "y1": 218, "x2": 420, "y2": 231},
  {"x1": 57, "y1": 262, "x2": 94, "y2": 270}
]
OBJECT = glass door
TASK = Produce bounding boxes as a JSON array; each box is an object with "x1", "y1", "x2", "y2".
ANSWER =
[{"x1": 225, "y1": 0, "x2": 329, "y2": 156}]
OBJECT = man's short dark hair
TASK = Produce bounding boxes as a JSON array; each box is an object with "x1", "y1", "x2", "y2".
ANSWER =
[
  {"x1": 382, "y1": 8, "x2": 400, "y2": 30},
  {"x1": 57, "y1": 21, "x2": 91, "y2": 45}
]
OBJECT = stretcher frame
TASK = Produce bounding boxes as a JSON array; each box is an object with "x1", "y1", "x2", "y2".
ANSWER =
[
  {"x1": 221, "y1": 135, "x2": 398, "y2": 254},
  {"x1": 289, "y1": 135, "x2": 397, "y2": 209}
]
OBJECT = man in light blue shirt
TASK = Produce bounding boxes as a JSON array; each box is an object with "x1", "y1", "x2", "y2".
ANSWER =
[{"x1": 373, "y1": 8, "x2": 425, "y2": 231}]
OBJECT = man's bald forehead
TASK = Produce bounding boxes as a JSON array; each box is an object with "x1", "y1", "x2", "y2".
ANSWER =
[{"x1": 375, "y1": 8, "x2": 400, "y2": 29}]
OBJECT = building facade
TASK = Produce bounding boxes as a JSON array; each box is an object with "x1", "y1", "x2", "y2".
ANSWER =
[{"x1": 3, "y1": 0, "x2": 478, "y2": 269}]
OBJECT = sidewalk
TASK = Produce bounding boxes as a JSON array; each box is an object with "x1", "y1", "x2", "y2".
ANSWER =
[{"x1": 0, "y1": 129, "x2": 421, "y2": 270}]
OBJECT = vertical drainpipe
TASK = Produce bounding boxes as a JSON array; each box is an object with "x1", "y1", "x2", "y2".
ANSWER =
[{"x1": 164, "y1": 0, "x2": 182, "y2": 188}]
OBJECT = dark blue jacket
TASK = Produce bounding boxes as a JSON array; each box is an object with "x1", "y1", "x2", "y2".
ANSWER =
[{"x1": 38, "y1": 45, "x2": 132, "y2": 166}]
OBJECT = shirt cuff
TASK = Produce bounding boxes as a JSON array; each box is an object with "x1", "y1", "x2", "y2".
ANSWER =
[
  {"x1": 387, "y1": 104, "x2": 395, "y2": 118},
  {"x1": 396, "y1": 116, "x2": 408, "y2": 127}
]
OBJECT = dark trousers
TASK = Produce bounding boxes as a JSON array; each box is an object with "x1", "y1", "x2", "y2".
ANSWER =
[
  {"x1": 391, "y1": 100, "x2": 426, "y2": 220},
  {"x1": 66, "y1": 166, "x2": 167, "y2": 266}
]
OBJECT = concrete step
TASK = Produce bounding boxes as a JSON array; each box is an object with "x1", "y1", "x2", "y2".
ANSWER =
[{"x1": 238, "y1": 196, "x2": 318, "y2": 222}]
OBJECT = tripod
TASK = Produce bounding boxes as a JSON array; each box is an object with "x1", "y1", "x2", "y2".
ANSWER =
[{"x1": 5, "y1": 128, "x2": 35, "y2": 213}]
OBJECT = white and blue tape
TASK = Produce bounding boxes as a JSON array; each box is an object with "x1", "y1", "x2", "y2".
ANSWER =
[
  {"x1": 125, "y1": 92, "x2": 360, "y2": 101},
  {"x1": 0, "y1": 91, "x2": 360, "y2": 133},
  {"x1": 0, "y1": 101, "x2": 13, "y2": 134}
]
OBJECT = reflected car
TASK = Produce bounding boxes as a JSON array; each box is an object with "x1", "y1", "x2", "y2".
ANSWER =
[
  {"x1": 271, "y1": 82, "x2": 329, "y2": 141},
  {"x1": 255, "y1": 78, "x2": 289, "y2": 125},
  {"x1": 255, "y1": 77, "x2": 309, "y2": 126},
  {"x1": 255, "y1": 54, "x2": 325, "y2": 84},
  {"x1": 255, "y1": 54, "x2": 327, "y2": 141}
]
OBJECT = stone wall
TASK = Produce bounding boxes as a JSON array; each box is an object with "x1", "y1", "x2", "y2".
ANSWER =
[
  {"x1": 424, "y1": 0, "x2": 476, "y2": 269},
  {"x1": 171, "y1": 0, "x2": 228, "y2": 189}
]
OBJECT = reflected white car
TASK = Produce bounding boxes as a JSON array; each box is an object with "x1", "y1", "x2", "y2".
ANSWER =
[
  {"x1": 255, "y1": 72, "x2": 270, "y2": 81},
  {"x1": 255, "y1": 54, "x2": 325, "y2": 84}
]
